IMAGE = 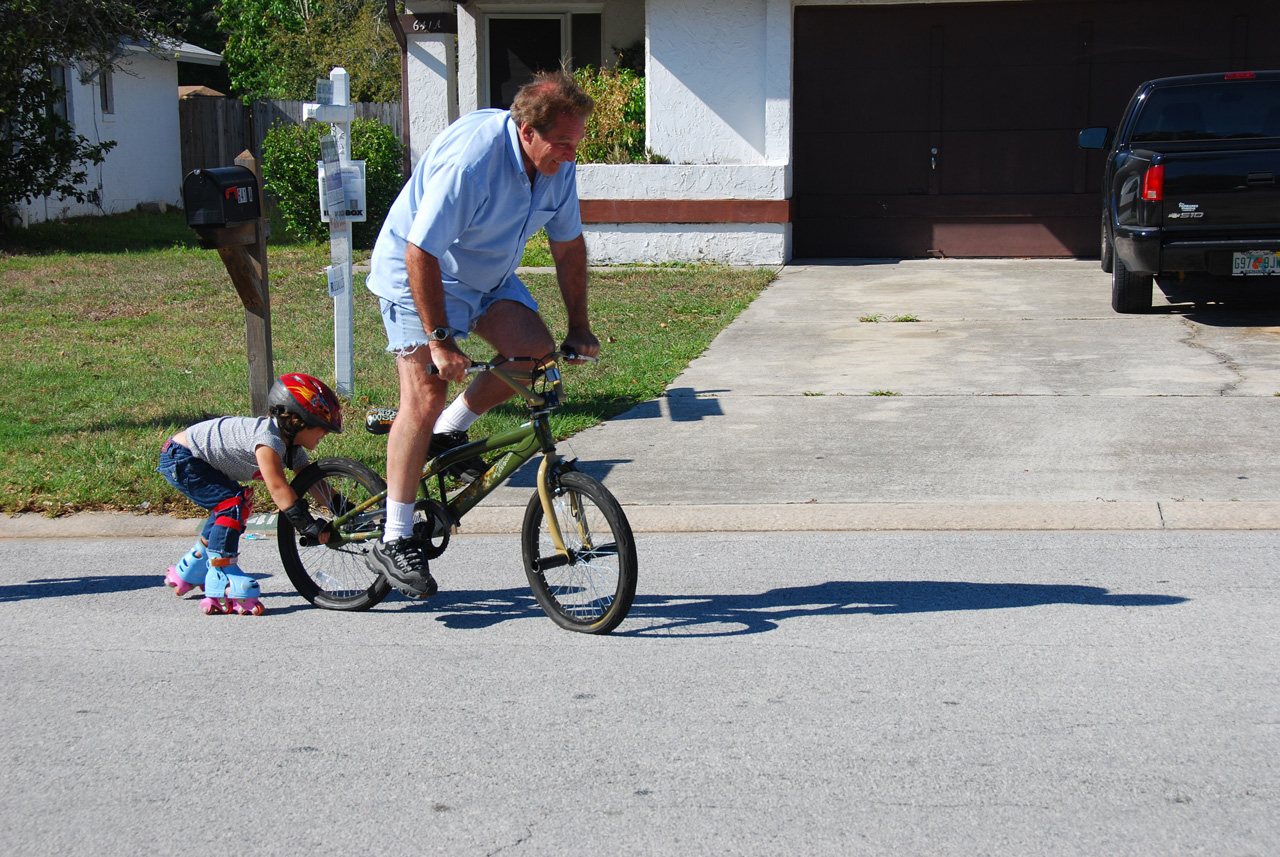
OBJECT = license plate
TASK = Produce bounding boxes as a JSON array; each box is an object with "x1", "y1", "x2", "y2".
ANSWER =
[{"x1": 1232, "y1": 250, "x2": 1280, "y2": 276}]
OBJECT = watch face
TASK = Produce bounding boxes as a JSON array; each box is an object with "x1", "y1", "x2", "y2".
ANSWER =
[{"x1": 431, "y1": 327, "x2": 449, "y2": 340}]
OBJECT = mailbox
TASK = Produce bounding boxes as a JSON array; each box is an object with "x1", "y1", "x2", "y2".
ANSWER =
[{"x1": 183, "y1": 166, "x2": 261, "y2": 227}]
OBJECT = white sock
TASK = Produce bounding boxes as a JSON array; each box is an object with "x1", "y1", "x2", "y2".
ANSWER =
[
  {"x1": 434, "y1": 398, "x2": 482, "y2": 435},
  {"x1": 384, "y1": 499, "x2": 415, "y2": 542}
]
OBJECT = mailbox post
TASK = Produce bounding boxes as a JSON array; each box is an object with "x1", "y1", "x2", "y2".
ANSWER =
[{"x1": 182, "y1": 151, "x2": 273, "y2": 416}]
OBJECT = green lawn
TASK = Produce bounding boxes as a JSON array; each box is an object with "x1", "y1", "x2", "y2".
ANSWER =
[{"x1": 0, "y1": 211, "x2": 774, "y2": 515}]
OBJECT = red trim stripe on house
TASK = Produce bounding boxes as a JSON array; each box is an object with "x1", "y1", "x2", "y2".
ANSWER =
[{"x1": 579, "y1": 199, "x2": 792, "y2": 224}]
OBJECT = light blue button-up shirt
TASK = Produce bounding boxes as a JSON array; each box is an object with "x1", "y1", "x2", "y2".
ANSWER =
[{"x1": 366, "y1": 109, "x2": 582, "y2": 312}]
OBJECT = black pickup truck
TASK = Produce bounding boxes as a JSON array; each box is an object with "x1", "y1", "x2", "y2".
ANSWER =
[{"x1": 1079, "y1": 71, "x2": 1280, "y2": 313}]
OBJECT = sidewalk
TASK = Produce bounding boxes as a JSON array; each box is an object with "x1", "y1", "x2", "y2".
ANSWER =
[{"x1": 6, "y1": 258, "x2": 1280, "y2": 537}]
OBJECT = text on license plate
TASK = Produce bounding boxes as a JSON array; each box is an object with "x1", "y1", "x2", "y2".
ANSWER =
[{"x1": 1232, "y1": 250, "x2": 1280, "y2": 276}]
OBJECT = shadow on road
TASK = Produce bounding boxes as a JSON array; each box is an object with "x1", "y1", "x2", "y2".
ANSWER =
[
  {"x1": 617, "y1": 580, "x2": 1188, "y2": 637},
  {"x1": 374, "y1": 580, "x2": 1189, "y2": 637}
]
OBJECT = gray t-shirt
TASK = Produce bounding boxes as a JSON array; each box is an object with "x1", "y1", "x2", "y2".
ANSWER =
[{"x1": 184, "y1": 416, "x2": 308, "y2": 482}]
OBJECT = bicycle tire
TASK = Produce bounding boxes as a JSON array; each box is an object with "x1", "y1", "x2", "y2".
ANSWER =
[
  {"x1": 521, "y1": 470, "x2": 637, "y2": 634},
  {"x1": 278, "y1": 457, "x2": 392, "y2": 611}
]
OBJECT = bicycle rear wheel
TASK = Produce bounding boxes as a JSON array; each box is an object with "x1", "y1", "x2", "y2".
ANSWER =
[
  {"x1": 279, "y1": 457, "x2": 392, "y2": 611},
  {"x1": 521, "y1": 470, "x2": 637, "y2": 634}
]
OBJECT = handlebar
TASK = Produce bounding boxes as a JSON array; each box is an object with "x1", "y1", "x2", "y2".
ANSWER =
[
  {"x1": 424, "y1": 351, "x2": 598, "y2": 376},
  {"x1": 367, "y1": 351, "x2": 597, "y2": 434}
]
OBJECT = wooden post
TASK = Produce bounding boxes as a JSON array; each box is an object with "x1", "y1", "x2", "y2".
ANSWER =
[
  {"x1": 235, "y1": 151, "x2": 273, "y2": 416},
  {"x1": 192, "y1": 151, "x2": 273, "y2": 415}
]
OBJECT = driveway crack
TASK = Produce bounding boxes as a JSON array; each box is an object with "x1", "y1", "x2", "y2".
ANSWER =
[{"x1": 1179, "y1": 318, "x2": 1244, "y2": 395}]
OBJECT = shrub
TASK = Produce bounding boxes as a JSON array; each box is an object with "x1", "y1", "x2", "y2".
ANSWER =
[
  {"x1": 575, "y1": 66, "x2": 664, "y2": 164},
  {"x1": 261, "y1": 118, "x2": 404, "y2": 247}
]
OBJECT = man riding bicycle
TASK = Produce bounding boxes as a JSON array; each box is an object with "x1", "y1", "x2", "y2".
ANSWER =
[{"x1": 364, "y1": 70, "x2": 600, "y2": 599}]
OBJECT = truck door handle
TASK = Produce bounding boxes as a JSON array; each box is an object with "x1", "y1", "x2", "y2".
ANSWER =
[
  {"x1": 931, "y1": 148, "x2": 938, "y2": 170},
  {"x1": 1248, "y1": 171, "x2": 1275, "y2": 185}
]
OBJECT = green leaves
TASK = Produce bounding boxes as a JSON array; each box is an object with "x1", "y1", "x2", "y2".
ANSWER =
[
  {"x1": 260, "y1": 118, "x2": 404, "y2": 247},
  {"x1": 574, "y1": 67, "x2": 659, "y2": 164},
  {"x1": 219, "y1": 0, "x2": 400, "y2": 101}
]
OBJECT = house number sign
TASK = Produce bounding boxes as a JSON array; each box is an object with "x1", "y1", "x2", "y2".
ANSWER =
[{"x1": 399, "y1": 14, "x2": 458, "y2": 34}]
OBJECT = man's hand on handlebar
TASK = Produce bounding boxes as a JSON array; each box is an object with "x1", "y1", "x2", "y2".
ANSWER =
[
  {"x1": 428, "y1": 338, "x2": 473, "y2": 383},
  {"x1": 560, "y1": 326, "x2": 600, "y2": 363}
]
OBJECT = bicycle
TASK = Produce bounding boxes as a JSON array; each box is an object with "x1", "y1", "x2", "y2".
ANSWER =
[{"x1": 276, "y1": 351, "x2": 638, "y2": 634}]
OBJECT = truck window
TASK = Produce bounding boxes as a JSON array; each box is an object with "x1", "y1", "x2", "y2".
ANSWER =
[{"x1": 1131, "y1": 81, "x2": 1280, "y2": 143}]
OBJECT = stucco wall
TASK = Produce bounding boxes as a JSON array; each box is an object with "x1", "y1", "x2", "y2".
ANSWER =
[
  {"x1": 577, "y1": 163, "x2": 787, "y2": 199},
  {"x1": 583, "y1": 222, "x2": 789, "y2": 265},
  {"x1": 576, "y1": 163, "x2": 790, "y2": 264},
  {"x1": 21, "y1": 52, "x2": 182, "y2": 224},
  {"x1": 645, "y1": 0, "x2": 791, "y2": 167}
]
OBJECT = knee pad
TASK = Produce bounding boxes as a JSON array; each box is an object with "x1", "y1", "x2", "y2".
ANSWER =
[{"x1": 212, "y1": 488, "x2": 254, "y2": 533}]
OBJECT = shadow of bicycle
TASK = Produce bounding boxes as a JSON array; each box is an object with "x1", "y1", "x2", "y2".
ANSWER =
[
  {"x1": 389, "y1": 579, "x2": 1188, "y2": 637},
  {"x1": 618, "y1": 580, "x2": 1188, "y2": 637}
]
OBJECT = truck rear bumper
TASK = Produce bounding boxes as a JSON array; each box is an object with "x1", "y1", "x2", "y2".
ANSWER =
[{"x1": 1115, "y1": 227, "x2": 1280, "y2": 276}]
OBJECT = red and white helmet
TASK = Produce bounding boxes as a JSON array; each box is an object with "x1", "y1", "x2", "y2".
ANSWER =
[{"x1": 268, "y1": 373, "x2": 343, "y2": 433}]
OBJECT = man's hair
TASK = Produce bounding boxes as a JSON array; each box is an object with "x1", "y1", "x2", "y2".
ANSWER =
[{"x1": 509, "y1": 70, "x2": 594, "y2": 134}]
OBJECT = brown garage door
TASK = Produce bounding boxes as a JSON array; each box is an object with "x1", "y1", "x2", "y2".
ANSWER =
[{"x1": 793, "y1": 0, "x2": 1280, "y2": 258}]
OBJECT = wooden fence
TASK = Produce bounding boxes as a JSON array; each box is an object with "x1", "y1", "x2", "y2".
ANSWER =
[{"x1": 179, "y1": 98, "x2": 401, "y2": 177}]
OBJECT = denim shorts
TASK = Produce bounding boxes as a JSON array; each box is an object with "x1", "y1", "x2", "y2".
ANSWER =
[{"x1": 379, "y1": 277, "x2": 539, "y2": 354}]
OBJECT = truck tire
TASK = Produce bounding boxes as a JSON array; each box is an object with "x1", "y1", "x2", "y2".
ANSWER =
[
  {"x1": 1112, "y1": 257, "x2": 1153, "y2": 314},
  {"x1": 1100, "y1": 218, "x2": 1114, "y2": 274}
]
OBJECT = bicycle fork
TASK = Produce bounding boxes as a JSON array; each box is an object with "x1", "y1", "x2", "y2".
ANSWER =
[{"x1": 536, "y1": 455, "x2": 598, "y2": 569}]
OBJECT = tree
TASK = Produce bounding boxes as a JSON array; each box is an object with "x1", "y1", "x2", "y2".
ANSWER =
[
  {"x1": 220, "y1": 0, "x2": 401, "y2": 103},
  {"x1": 0, "y1": 0, "x2": 188, "y2": 211}
]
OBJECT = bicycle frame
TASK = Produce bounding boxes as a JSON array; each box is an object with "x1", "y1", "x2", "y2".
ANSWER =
[{"x1": 331, "y1": 356, "x2": 576, "y2": 556}]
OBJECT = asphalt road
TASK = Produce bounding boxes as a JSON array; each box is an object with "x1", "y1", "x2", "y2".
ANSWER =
[{"x1": 1, "y1": 530, "x2": 1276, "y2": 855}]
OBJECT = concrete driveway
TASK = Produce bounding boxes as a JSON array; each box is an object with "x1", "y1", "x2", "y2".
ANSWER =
[{"x1": 513, "y1": 258, "x2": 1280, "y2": 533}]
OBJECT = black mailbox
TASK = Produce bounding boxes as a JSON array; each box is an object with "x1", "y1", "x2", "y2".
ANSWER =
[{"x1": 183, "y1": 166, "x2": 261, "y2": 228}]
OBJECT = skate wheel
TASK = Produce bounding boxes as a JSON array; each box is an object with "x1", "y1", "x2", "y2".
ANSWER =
[
  {"x1": 199, "y1": 597, "x2": 226, "y2": 615},
  {"x1": 232, "y1": 599, "x2": 264, "y2": 616}
]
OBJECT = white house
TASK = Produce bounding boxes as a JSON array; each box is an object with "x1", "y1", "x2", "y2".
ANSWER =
[
  {"x1": 15, "y1": 40, "x2": 222, "y2": 227},
  {"x1": 397, "y1": 0, "x2": 1280, "y2": 265}
]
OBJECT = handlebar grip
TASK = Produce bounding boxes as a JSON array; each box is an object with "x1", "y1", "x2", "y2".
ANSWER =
[{"x1": 424, "y1": 360, "x2": 482, "y2": 376}]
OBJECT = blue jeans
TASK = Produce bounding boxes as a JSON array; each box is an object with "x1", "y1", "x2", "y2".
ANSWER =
[{"x1": 157, "y1": 440, "x2": 249, "y2": 555}]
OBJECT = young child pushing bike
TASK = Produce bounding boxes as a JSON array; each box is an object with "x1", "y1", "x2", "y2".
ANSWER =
[{"x1": 157, "y1": 373, "x2": 343, "y2": 615}]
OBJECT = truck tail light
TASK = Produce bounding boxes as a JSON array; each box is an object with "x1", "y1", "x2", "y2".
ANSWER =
[{"x1": 1142, "y1": 164, "x2": 1164, "y2": 201}]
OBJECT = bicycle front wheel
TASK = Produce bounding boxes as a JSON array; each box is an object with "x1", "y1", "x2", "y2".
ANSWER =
[
  {"x1": 279, "y1": 457, "x2": 392, "y2": 611},
  {"x1": 522, "y1": 471, "x2": 637, "y2": 634}
]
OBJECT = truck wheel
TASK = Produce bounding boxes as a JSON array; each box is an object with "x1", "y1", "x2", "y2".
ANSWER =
[
  {"x1": 1100, "y1": 219, "x2": 1114, "y2": 274},
  {"x1": 1112, "y1": 257, "x2": 1153, "y2": 313}
]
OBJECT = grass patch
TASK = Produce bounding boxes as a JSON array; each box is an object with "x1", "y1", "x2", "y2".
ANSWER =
[
  {"x1": 891, "y1": 314, "x2": 920, "y2": 322},
  {"x1": 522, "y1": 229, "x2": 553, "y2": 267},
  {"x1": 0, "y1": 211, "x2": 774, "y2": 514},
  {"x1": 869, "y1": 390, "x2": 901, "y2": 397},
  {"x1": 858, "y1": 313, "x2": 882, "y2": 323}
]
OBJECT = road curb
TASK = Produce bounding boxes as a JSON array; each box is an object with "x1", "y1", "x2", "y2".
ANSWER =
[{"x1": 5, "y1": 501, "x2": 1280, "y2": 538}]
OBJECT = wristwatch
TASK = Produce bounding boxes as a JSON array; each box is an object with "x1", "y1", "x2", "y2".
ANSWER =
[{"x1": 427, "y1": 327, "x2": 452, "y2": 341}]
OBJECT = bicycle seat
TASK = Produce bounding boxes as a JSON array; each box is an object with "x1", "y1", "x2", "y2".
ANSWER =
[{"x1": 365, "y1": 407, "x2": 397, "y2": 435}]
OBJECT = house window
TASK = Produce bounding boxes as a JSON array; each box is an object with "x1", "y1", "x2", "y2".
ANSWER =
[
  {"x1": 486, "y1": 12, "x2": 602, "y2": 109},
  {"x1": 99, "y1": 67, "x2": 114, "y2": 115},
  {"x1": 50, "y1": 65, "x2": 70, "y2": 124}
]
